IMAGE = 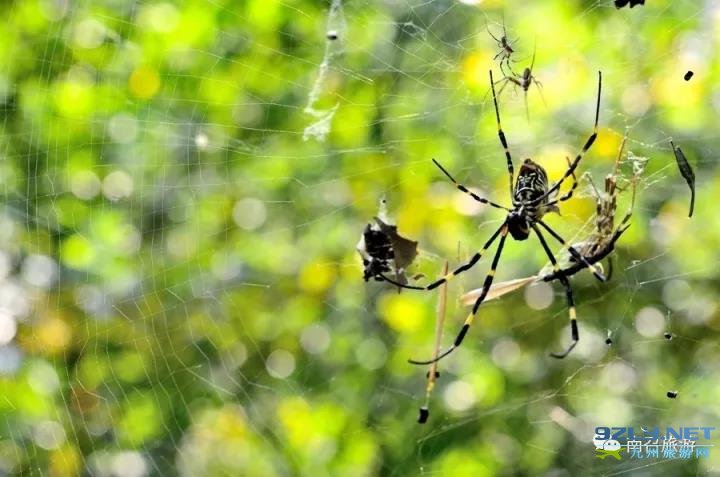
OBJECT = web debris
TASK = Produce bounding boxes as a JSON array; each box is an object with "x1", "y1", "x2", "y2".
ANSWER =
[
  {"x1": 357, "y1": 198, "x2": 419, "y2": 290},
  {"x1": 303, "y1": 0, "x2": 346, "y2": 142},
  {"x1": 670, "y1": 140, "x2": 696, "y2": 217}
]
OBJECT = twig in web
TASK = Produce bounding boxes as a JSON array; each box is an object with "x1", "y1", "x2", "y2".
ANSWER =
[
  {"x1": 670, "y1": 140, "x2": 696, "y2": 217},
  {"x1": 418, "y1": 261, "x2": 448, "y2": 424},
  {"x1": 460, "y1": 276, "x2": 537, "y2": 306}
]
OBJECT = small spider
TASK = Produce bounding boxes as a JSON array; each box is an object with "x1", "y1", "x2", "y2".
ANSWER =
[
  {"x1": 488, "y1": 21, "x2": 516, "y2": 77},
  {"x1": 494, "y1": 46, "x2": 544, "y2": 119},
  {"x1": 381, "y1": 69, "x2": 604, "y2": 363}
]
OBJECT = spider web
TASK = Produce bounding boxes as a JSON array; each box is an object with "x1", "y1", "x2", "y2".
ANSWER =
[{"x1": 1, "y1": 0, "x2": 719, "y2": 475}]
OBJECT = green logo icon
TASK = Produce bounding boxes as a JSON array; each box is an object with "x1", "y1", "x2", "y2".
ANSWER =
[{"x1": 595, "y1": 439, "x2": 623, "y2": 460}]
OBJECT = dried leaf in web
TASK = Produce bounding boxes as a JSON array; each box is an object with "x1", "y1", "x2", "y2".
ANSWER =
[
  {"x1": 670, "y1": 140, "x2": 696, "y2": 217},
  {"x1": 374, "y1": 218, "x2": 418, "y2": 271},
  {"x1": 460, "y1": 276, "x2": 537, "y2": 306},
  {"x1": 356, "y1": 200, "x2": 418, "y2": 287}
]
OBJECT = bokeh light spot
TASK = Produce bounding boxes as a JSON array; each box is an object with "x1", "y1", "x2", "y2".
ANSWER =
[
  {"x1": 635, "y1": 306, "x2": 665, "y2": 338},
  {"x1": 378, "y1": 293, "x2": 426, "y2": 333},
  {"x1": 233, "y1": 198, "x2": 267, "y2": 231},
  {"x1": 129, "y1": 67, "x2": 161, "y2": 99},
  {"x1": 266, "y1": 349, "x2": 296, "y2": 379}
]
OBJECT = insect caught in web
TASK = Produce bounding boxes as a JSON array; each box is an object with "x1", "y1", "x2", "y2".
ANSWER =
[
  {"x1": 380, "y1": 69, "x2": 605, "y2": 363},
  {"x1": 541, "y1": 134, "x2": 645, "y2": 282},
  {"x1": 493, "y1": 46, "x2": 545, "y2": 119}
]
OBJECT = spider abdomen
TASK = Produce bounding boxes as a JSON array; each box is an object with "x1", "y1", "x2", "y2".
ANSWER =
[
  {"x1": 508, "y1": 159, "x2": 555, "y2": 240},
  {"x1": 513, "y1": 159, "x2": 549, "y2": 204}
]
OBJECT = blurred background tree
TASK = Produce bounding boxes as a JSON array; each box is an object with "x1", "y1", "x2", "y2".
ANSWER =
[{"x1": 0, "y1": 0, "x2": 718, "y2": 475}]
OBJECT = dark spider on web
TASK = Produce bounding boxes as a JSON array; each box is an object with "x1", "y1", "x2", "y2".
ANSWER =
[
  {"x1": 488, "y1": 21, "x2": 516, "y2": 78},
  {"x1": 494, "y1": 46, "x2": 545, "y2": 120},
  {"x1": 380, "y1": 69, "x2": 605, "y2": 363}
]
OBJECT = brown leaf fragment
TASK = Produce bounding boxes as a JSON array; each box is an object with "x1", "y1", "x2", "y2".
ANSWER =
[{"x1": 671, "y1": 140, "x2": 696, "y2": 217}]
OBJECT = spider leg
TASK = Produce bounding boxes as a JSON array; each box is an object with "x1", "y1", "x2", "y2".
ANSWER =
[
  {"x1": 432, "y1": 159, "x2": 509, "y2": 211},
  {"x1": 529, "y1": 41, "x2": 537, "y2": 71},
  {"x1": 487, "y1": 25, "x2": 501, "y2": 44},
  {"x1": 408, "y1": 223, "x2": 509, "y2": 365},
  {"x1": 494, "y1": 77, "x2": 512, "y2": 96},
  {"x1": 536, "y1": 219, "x2": 606, "y2": 282},
  {"x1": 490, "y1": 70, "x2": 515, "y2": 197},
  {"x1": 379, "y1": 221, "x2": 508, "y2": 292},
  {"x1": 544, "y1": 157, "x2": 579, "y2": 206},
  {"x1": 532, "y1": 71, "x2": 602, "y2": 205},
  {"x1": 532, "y1": 78, "x2": 548, "y2": 107},
  {"x1": 532, "y1": 224, "x2": 579, "y2": 359},
  {"x1": 500, "y1": 56, "x2": 521, "y2": 78},
  {"x1": 541, "y1": 222, "x2": 630, "y2": 281},
  {"x1": 499, "y1": 59, "x2": 511, "y2": 78}
]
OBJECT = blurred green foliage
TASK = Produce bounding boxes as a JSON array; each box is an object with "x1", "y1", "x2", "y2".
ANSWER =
[{"x1": 0, "y1": 0, "x2": 719, "y2": 475}]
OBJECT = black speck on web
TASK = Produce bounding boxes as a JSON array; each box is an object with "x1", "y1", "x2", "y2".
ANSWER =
[{"x1": 615, "y1": 0, "x2": 645, "y2": 8}]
